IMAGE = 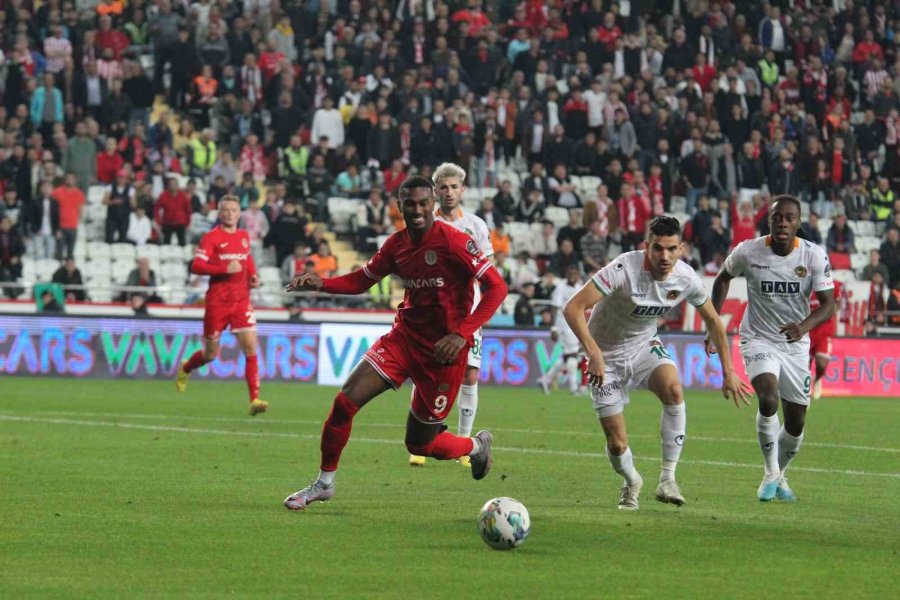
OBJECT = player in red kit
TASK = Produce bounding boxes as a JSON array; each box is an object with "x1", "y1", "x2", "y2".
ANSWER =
[
  {"x1": 808, "y1": 279, "x2": 841, "y2": 400},
  {"x1": 175, "y1": 196, "x2": 268, "y2": 416},
  {"x1": 282, "y1": 176, "x2": 507, "y2": 511}
]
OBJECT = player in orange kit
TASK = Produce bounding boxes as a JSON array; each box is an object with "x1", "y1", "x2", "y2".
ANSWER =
[{"x1": 175, "y1": 195, "x2": 267, "y2": 416}]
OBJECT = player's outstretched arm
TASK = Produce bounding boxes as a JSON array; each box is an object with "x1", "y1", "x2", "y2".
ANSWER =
[
  {"x1": 436, "y1": 265, "x2": 507, "y2": 363},
  {"x1": 285, "y1": 268, "x2": 373, "y2": 295},
  {"x1": 562, "y1": 282, "x2": 606, "y2": 388},
  {"x1": 696, "y1": 299, "x2": 752, "y2": 407},
  {"x1": 780, "y1": 288, "x2": 835, "y2": 343},
  {"x1": 706, "y1": 268, "x2": 735, "y2": 355}
]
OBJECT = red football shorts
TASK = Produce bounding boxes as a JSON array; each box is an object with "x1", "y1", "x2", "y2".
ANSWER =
[
  {"x1": 363, "y1": 328, "x2": 468, "y2": 424},
  {"x1": 808, "y1": 330, "x2": 833, "y2": 359},
  {"x1": 203, "y1": 302, "x2": 256, "y2": 339}
]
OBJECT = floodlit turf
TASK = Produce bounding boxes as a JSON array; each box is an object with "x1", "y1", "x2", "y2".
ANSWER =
[{"x1": 1, "y1": 378, "x2": 897, "y2": 599}]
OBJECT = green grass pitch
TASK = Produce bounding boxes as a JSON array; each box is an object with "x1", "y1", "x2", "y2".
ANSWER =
[{"x1": 1, "y1": 377, "x2": 897, "y2": 598}]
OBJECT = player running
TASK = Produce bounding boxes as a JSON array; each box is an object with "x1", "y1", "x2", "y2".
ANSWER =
[
  {"x1": 709, "y1": 195, "x2": 835, "y2": 502},
  {"x1": 538, "y1": 264, "x2": 584, "y2": 395},
  {"x1": 282, "y1": 176, "x2": 507, "y2": 511},
  {"x1": 564, "y1": 216, "x2": 750, "y2": 510},
  {"x1": 809, "y1": 279, "x2": 841, "y2": 400},
  {"x1": 175, "y1": 195, "x2": 268, "y2": 416},
  {"x1": 407, "y1": 162, "x2": 494, "y2": 468}
]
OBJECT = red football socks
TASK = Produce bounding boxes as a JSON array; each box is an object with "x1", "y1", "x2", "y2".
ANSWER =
[
  {"x1": 245, "y1": 354, "x2": 260, "y2": 401},
  {"x1": 183, "y1": 350, "x2": 207, "y2": 373},
  {"x1": 320, "y1": 392, "x2": 361, "y2": 471},
  {"x1": 423, "y1": 431, "x2": 475, "y2": 460}
]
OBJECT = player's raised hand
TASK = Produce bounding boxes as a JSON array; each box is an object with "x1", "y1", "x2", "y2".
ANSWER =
[
  {"x1": 722, "y1": 371, "x2": 753, "y2": 408},
  {"x1": 249, "y1": 274, "x2": 261, "y2": 288},
  {"x1": 285, "y1": 272, "x2": 324, "y2": 291},
  {"x1": 778, "y1": 322, "x2": 805, "y2": 343},
  {"x1": 585, "y1": 349, "x2": 606, "y2": 389},
  {"x1": 433, "y1": 333, "x2": 466, "y2": 364},
  {"x1": 226, "y1": 260, "x2": 242, "y2": 274},
  {"x1": 704, "y1": 334, "x2": 718, "y2": 356}
]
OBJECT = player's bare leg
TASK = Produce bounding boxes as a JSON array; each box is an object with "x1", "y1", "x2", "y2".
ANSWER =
[
  {"x1": 236, "y1": 330, "x2": 266, "y2": 416},
  {"x1": 648, "y1": 364, "x2": 686, "y2": 506},
  {"x1": 775, "y1": 400, "x2": 807, "y2": 502},
  {"x1": 285, "y1": 360, "x2": 390, "y2": 510},
  {"x1": 405, "y1": 410, "x2": 493, "y2": 480},
  {"x1": 455, "y1": 366, "x2": 480, "y2": 467},
  {"x1": 600, "y1": 413, "x2": 643, "y2": 510},
  {"x1": 752, "y1": 373, "x2": 783, "y2": 501},
  {"x1": 176, "y1": 336, "x2": 220, "y2": 392},
  {"x1": 812, "y1": 354, "x2": 829, "y2": 400}
]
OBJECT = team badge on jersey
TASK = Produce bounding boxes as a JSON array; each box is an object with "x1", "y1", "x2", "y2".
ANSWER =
[
  {"x1": 438, "y1": 383, "x2": 449, "y2": 392},
  {"x1": 466, "y1": 240, "x2": 478, "y2": 255},
  {"x1": 795, "y1": 266, "x2": 807, "y2": 278},
  {"x1": 242, "y1": 238, "x2": 249, "y2": 248},
  {"x1": 425, "y1": 250, "x2": 437, "y2": 265},
  {"x1": 666, "y1": 290, "x2": 680, "y2": 301}
]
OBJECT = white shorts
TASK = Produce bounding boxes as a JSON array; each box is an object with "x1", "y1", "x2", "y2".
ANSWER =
[
  {"x1": 591, "y1": 337, "x2": 676, "y2": 418},
  {"x1": 558, "y1": 329, "x2": 580, "y2": 356},
  {"x1": 467, "y1": 328, "x2": 482, "y2": 369},
  {"x1": 740, "y1": 339, "x2": 811, "y2": 406}
]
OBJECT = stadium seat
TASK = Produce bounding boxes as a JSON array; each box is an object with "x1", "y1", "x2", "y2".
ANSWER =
[
  {"x1": 161, "y1": 244, "x2": 184, "y2": 263},
  {"x1": 111, "y1": 243, "x2": 137, "y2": 263},
  {"x1": 91, "y1": 288, "x2": 113, "y2": 303},
  {"x1": 669, "y1": 197, "x2": 687, "y2": 214},
  {"x1": 850, "y1": 253, "x2": 868, "y2": 271},
  {"x1": 111, "y1": 262, "x2": 133, "y2": 283},
  {"x1": 160, "y1": 262, "x2": 187, "y2": 282},
  {"x1": 136, "y1": 245, "x2": 161, "y2": 261},
  {"x1": 183, "y1": 245, "x2": 196, "y2": 262},
  {"x1": 856, "y1": 236, "x2": 882, "y2": 254},
  {"x1": 86, "y1": 241, "x2": 111, "y2": 262},
  {"x1": 327, "y1": 197, "x2": 357, "y2": 233},
  {"x1": 579, "y1": 176, "x2": 601, "y2": 195},
  {"x1": 817, "y1": 218, "x2": 832, "y2": 239},
  {"x1": 259, "y1": 267, "x2": 281, "y2": 286},
  {"x1": 853, "y1": 220, "x2": 875, "y2": 237},
  {"x1": 545, "y1": 206, "x2": 569, "y2": 228},
  {"x1": 481, "y1": 186, "x2": 498, "y2": 200},
  {"x1": 87, "y1": 186, "x2": 107, "y2": 205},
  {"x1": 85, "y1": 204, "x2": 106, "y2": 223}
]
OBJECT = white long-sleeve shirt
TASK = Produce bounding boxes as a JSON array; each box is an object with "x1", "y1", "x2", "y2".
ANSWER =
[{"x1": 311, "y1": 108, "x2": 345, "y2": 149}]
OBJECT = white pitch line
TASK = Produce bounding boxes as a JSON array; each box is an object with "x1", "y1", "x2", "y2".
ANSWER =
[
  {"x1": 2, "y1": 414, "x2": 899, "y2": 480},
  {"x1": 26, "y1": 409, "x2": 900, "y2": 455}
]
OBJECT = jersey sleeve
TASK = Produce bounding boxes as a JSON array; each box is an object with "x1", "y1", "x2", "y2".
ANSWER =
[
  {"x1": 810, "y1": 246, "x2": 835, "y2": 292},
  {"x1": 194, "y1": 231, "x2": 216, "y2": 263},
  {"x1": 685, "y1": 271, "x2": 709, "y2": 307},
  {"x1": 362, "y1": 232, "x2": 397, "y2": 280},
  {"x1": 449, "y1": 230, "x2": 494, "y2": 280},
  {"x1": 591, "y1": 260, "x2": 628, "y2": 296},
  {"x1": 475, "y1": 218, "x2": 494, "y2": 257},
  {"x1": 722, "y1": 241, "x2": 748, "y2": 277}
]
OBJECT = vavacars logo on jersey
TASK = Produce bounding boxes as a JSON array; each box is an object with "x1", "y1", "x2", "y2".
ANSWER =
[
  {"x1": 631, "y1": 305, "x2": 670, "y2": 318},
  {"x1": 403, "y1": 277, "x2": 445, "y2": 288},
  {"x1": 761, "y1": 281, "x2": 801, "y2": 296}
]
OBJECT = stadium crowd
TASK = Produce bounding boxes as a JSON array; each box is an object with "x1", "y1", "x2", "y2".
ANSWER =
[{"x1": 0, "y1": 0, "x2": 899, "y2": 326}]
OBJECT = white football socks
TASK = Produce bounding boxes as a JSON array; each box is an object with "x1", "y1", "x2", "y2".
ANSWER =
[
  {"x1": 660, "y1": 403, "x2": 686, "y2": 482},
  {"x1": 756, "y1": 412, "x2": 781, "y2": 475},
  {"x1": 565, "y1": 357, "x2": 579, "y2": 393},
  {"x1": 607, "y1": 446, "x2": 642, "y2": 486},
  {"x1": 778, "y1": 427, "x2": 804, "y2": 473},
  {"x1": 317, "y1": 470, "x2": 335, "y2": 486},
  {"x1": 457, "y1": 384, "x2": 478, "y2": 437},
  {"x1": 468, "y1": 436, "x2": 482, "y2": 457}
]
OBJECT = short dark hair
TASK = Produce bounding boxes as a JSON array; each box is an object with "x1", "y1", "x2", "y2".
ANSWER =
[
  {"x1": 398, "y1": 175, "x2": 434, "y2": 196},
  {"x1": 771, "y1": 194, "x2": 802, "y2": 213},
  {"x1": 648, "y1": 215, "x2": 682, "y2": 238}
]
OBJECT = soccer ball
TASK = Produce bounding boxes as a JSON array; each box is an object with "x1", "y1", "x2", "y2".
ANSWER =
[{"x1": 477, "y1": 497, "x2": 531, "y2": 550}]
